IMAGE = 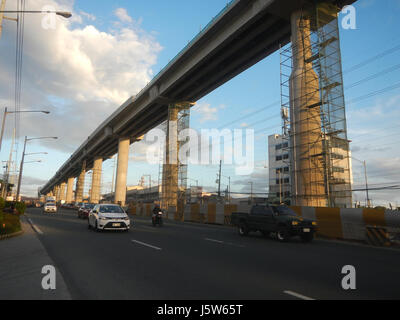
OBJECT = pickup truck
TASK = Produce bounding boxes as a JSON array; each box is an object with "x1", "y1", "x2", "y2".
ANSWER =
[{"x1": 231, "y1": 205, "x2": 317, "y2": 242}]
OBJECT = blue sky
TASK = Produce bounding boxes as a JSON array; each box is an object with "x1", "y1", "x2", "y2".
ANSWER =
[{"x1": 0, "y1": 0, "x2": 399, "y2": 206}]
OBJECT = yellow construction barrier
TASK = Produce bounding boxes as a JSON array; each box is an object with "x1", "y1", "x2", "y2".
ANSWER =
[{"x1": 366, "y1": 226, "x2": 391, "y2": 247}]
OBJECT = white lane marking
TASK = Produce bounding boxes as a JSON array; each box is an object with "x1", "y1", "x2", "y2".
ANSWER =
[
  {"x1": 204, "y1": 238, "x2": 245, "y2": 248},
  {"x1": 284, "y1": 290, "x2": 315, "y2": 301},
  {"x1": 28, "y1": 218, "x2": 43, "y2": 235},
  {"x1": 131, "y1": 240, "x2": 162, "y2": 251},
  {"x1": 205, "y1": 238, "x2": 224, "y2": 244}
]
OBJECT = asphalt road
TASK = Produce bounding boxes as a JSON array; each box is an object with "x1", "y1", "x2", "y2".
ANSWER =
[{"x1": 24, "y1": 207, "x2": 400, "y2": 300}]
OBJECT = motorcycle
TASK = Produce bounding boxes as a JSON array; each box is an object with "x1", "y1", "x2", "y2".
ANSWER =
[{"x1": 152, "y1": 210, "x2": 163, "y2": 227}]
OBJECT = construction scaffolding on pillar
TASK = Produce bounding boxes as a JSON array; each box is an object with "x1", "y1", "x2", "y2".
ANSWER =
[
  {"x1": 280, "y1": 3, "x2": 352, "y2": 208},
  {"x1": 161, "y1": 103, "x2": 192, "y2": 211}
]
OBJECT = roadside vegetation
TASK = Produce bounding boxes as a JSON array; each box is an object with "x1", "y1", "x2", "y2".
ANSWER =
[{"x1": 0, "y1": 198, "x2": 26, "y2": 237}]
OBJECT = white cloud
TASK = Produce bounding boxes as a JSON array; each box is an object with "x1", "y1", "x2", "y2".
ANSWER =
[
  {"x1": 193, "y1": 102, "x2": 218, "y2": 123},
  {"x1": 0, "y1": 0, "x2": 162, "y2": 154},
  {"x1": 114, "y1": 8, "x2": 133, "y2": 23},
  {"x1": 80, "y1": 11, "x2": 96, "y2": 22}
]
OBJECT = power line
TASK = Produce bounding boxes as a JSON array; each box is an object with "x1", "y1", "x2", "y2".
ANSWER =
[
  {"x1": 217, "y1": 100, "x2": 280, "y2": 129},
  {"x1": 343, "y1": 43, "x2": 400, "y2": 74},
  {"x1": 212, "y1": 42, "x2": 400, "y2": 134},
  {"x1": 346, "y1": 62, "x2": 400, "y2": 90}
]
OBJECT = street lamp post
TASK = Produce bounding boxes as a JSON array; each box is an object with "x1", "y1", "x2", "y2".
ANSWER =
[
  {"x1": 0, "y1": 108, "x2": 50, "y2": 152},
  {"x1": 0, "y1": 10, "x2": 72, "y2": 18},
  {"x1": 0, "y1": 6, "x2": 72, "y2": 39},
  {"x1": 16, "y1": 136, "x2": 57, "y2": 201}
]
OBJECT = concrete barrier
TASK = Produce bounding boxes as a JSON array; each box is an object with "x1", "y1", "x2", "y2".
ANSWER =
[
  {"x1": 127, "y1": 201, "x2": 400, "y2": 243},
  {"x1": 366, "y1": 226, "x2": 391, "y2": 247}
]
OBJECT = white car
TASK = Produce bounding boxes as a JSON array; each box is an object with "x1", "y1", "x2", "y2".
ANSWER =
[
  {"x1": 43, "y1": 202, "x2": 57, "y2": 214},
  {"x1": 88, "y1": 204, "x2": 130, "y2": 231}
]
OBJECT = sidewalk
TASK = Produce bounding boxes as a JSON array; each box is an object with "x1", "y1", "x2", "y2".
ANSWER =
[{"x1": 0, "y1": 216, "x2": 71, "y2": 300}]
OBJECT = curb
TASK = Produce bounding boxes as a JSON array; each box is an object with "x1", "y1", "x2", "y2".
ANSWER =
[{"x1": 0, "y1": 229, "x2": 24, "y2": 241}]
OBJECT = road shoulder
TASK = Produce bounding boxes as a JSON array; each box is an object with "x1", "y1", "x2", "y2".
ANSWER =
[{"x1": 0, "y1": 216, "x2": 71, "y2": 300}]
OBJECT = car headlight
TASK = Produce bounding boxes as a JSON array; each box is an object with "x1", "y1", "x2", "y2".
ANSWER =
[
  {"x1": 292, "y1": 221, "x2": 299, "y2": 226},
  {"x1": 312, "y1": 221, "x2": 318, "y2": 226},
  {"x1": 124, "y1": 217, "x2": 130, "y2": 221}
]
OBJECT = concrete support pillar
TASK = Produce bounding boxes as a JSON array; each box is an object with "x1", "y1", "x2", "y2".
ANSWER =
[
  {"x1": 66, "y1": 177, "x2": 74, "y2": 204},
  {"x1": 290, "y1": 10, "x2": 327, "y2": 207},
  {"x1": 90, "y1": 157, "x2": 103, "y2": 204},
  {"x1": 75, "y1": 161, "x2": 86, "y2": 203},
  {"x1": 53, "y1": 186, "x2": 59, "y2": 200},
  {"x1": 162, "y1": 106, "x2": 179, "y2": 210},
  {"x1": 59, "y1": 183, "x2": 66, "y2": 202},
  {"x1": 114, "y1": 138, "x2": 130, "y2": 206}
]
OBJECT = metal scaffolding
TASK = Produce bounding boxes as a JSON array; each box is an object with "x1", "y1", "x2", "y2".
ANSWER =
[
  {"x1": 160, "y1": 103, "x2": 192, "y2": 210},
  {"x1": 280, "y1": 3, "x2": 352, "y2": 208}
]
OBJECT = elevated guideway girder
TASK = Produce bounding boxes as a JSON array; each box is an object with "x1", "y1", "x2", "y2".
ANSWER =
[{"x1": 41, "y1": 0, "x2": 356, "y2": 195}]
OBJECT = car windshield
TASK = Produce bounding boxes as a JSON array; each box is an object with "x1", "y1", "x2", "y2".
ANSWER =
[
  {"x1": 46, "y1": 203, "x2": 56, "y2": 207},
  {"x1": 85, "y1": 204, "x2": 95, "y2": 209},
  {"x1": 99, "y1": 205, "x2": 124, "y2": 214},
  {"x1": 275, "y1": 206, "x2": 297, "y2": 217}
]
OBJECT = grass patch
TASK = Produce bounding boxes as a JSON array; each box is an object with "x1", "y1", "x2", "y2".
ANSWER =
[{"x1": 0, "y1": 213, "x2": 21, "y2": 236}]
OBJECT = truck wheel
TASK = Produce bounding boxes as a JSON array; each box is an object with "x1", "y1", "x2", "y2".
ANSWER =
[
  {"x1": 277, "y1": 228, "x2": 290, "y2": 242},
  {"x1": 301, "y1": 233, "x2": 314, "y2": 243},
  {"x1": 238, "y1": 223, "x2": 249, "y2": 237}
]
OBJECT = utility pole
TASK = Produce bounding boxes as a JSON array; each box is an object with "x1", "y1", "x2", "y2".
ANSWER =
[
  {"x1": 364, "y1": 160, "x2": 371, "y2": 208},
  {"x1": 0, "y1": 0, "x2": 19, "y2": 40},
  {"x1": 217, "y1": 160, "x2": 222, "y2": 198},
  {"x1": 249, "y1": 181, "x2": 253, "y2": 204},
  {"x1": 0, "y1": 0, "x2": 7, "y2": 39},
  {"x1": 228, "y1": 176, "x2": 231, "y2": 204},
  {"x1": 279, "y1": 169, "x2": 282, "y2": 204},
  {"x1": 16, "y1": 136, "x2": 27, "y2": 201},
  {"x1": 111, "y1": 155, "x2": 116, "y2": 194},
  {"x1": 0, "y1": 107, "x2": 7, "y2": 152},
  {"x1": 1, "y1": 127, "x2": 15, "y2": 198}
]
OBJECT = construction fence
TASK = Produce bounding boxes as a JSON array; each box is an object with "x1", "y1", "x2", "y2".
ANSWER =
[{"x1": 128, "y1": 202, "x2": 400, "y2": 245}]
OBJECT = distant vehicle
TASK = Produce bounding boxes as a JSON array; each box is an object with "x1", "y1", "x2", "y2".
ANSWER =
[
  {"x1": 88, "y1": 204, "x2": 130, "y2": 232},
  {"x1": 43, "y1": 202, "x2": 57, "y2": 214},
  {"x1": 74, "y1": 202, "x2": 83, "y2": 210},
  {"x1": 46, "y1": 196, "x2": 56, "y2": 203},
  {"x1": 35, "y1": 202, "x2": 43, "y2": 208},
  {"x1": 231, "y1": 205, "x2": 317, "y2": 242},
  {"x1": 78, "y1": 203, "x2": 95, "y2": 219}
]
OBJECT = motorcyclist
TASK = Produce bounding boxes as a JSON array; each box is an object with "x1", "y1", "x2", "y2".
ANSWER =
[{"x1": 152, "y1": 205, "x2": 163, "y2": 225}]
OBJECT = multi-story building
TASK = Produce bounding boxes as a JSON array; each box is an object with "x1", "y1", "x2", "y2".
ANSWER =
[
  {"x1": 268, "y1": 133, "x2": 353, "y2": 208},
  {"x1": 268, "y1": 134, "x2": 291, "y2": 205}
]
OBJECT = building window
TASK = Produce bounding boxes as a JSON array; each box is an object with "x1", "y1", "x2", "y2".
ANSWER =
[
  {"x1": 332, "y1": 167, "x2": 345, "y2": 173},
  {"x1": 284, "y1": 178, "x2": 290, "y2": 184},
  {"x1": 283, "y1": 142, "x2": 289, "y2": 149},
  {"x1": 284, "y1": 167, "x2": 289, "y2": 172},
  {"x1": 275, "y1": 144, "x2": 282, "y2": 150},
  {"x1": 331, "y1": 153, "x2": 344, "y2": 160},
  {"x1": 283, "y1": 154, "x2": 289, "y2": 160},
  {"x1": 276, "y1": 155, "x2": 283, "y2": 161}
]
